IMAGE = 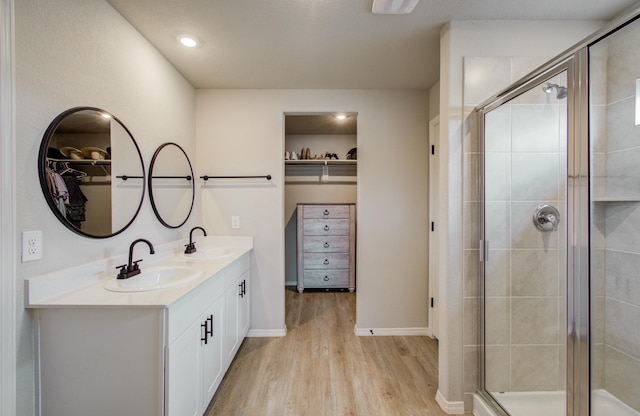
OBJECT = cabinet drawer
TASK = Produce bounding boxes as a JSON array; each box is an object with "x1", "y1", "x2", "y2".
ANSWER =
[
  {"x1": 303, "y1": 253, "x2": 350, "y2": 269},
  {"x1": 303, "y1": 236, "x2": 350, "y2": 253},
  {"x1": 303, "y1": 205, "x2": 351, "y2": 219},
  {"x1": 303, "y1": 219, "x2": 350, "y2": 236},
  {"x1": 303, "y1": 270, "x2": 350, "y2": 287}
]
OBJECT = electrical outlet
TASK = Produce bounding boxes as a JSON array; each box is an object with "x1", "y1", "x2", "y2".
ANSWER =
[
  {"x1": 231, "y1": 216, "x2": 240, "y2": 229},
  {"x1": 22, "y1": 230, "x2": 43, "y2": 262}
]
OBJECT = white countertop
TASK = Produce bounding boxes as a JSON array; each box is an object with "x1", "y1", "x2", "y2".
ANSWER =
[{"x1": 25, "y1": 236, "x2": 253, "y2": 309}]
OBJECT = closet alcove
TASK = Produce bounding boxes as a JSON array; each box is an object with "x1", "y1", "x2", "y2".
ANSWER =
[{"x1": 283, "y1": 113, "x2": 358, "y2": 292}]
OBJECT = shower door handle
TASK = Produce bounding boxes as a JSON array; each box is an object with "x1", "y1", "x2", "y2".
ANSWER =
[{"x1": 533, "y1": 204, "x2": 560, "y2": 231}]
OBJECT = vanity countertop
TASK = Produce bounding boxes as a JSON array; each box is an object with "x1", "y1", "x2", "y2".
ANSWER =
[{"x1": 25, "y1": 236, "x2": 253, "y2": 309}]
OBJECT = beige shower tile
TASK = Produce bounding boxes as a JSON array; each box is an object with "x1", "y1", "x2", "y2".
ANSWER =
[
  {"x1": 606, "y1": 146, "x2": 640, "y2": 199},
  {"x1": 486, "y1": 201, "x2": 510, "y2": 249},
  {"x1": 511, "y1": 345, "x2": 560, "y2": 391},
  {"x1": 591, "y1": 296, "x2": 605, "y2": 345},
  {"x1": 511, "y1": 153, "x2": 559, "y2": 201},
  {"x1": 605, "y1": 298, "x2": 640, "y2": 359},
  {"x1": 604, "y1": 201, "x2": 640, "y2": 253},
  {"x1": 605, "y1": 250, "x2": 640, "y2": 306},
  {"x1": 511, "y1": 104, "x2": 560, "y2": 152},
  {"x1": 589, "y1": 105, "x2": 607, "y2": 154},
  {"x1": 464, "y1": 201, "x2": 480, "y2": 249},
  {"x1": 485, "y1": 345, "x2": 510, "y2": 393},
  {"x1": 485, "y1": 104, "x2": 511, "y2": 153},
  {"x1": 464, "y1": 249, "x2": 479, "y2": 297},
  {"x1": 590, "y1": 248, "x2": 606, "y2": 297},
  {"x1": 511, "y1": 297, "x2": 558, "y2": 345},
  {"x1": 464, "y1": 297, "x2": 478, "y2": 346},
  {"x1": 591, "y1": 343, "x2": 604, "y2": 390},
  {"x1": 464, "y1": 152, "x2": 479, "y2": 202},
  {"x1": 605, "y1": 22, "x2": 640, "y2": 104},
  {"x1": 485, "y1": 152, "x2": 510, "y2": 202},
  {"x1": 604, "y1": 346, "x2": 640, "y2": 412},
  {"x1": 511, "y1": 249, "x2": 559, "y2": 296},
  {"x1": 485, "y1": 297, "x2": 510, "y2": 346},
  {"x1": 605, "y1": 98, "x2": 639, "y2": 153},
  {"x1": 485, "y1": 249, "x2": 510, "y2": 297},
  {"x1": 464, "y1": 345, "x2": 478, "y2": 393}
]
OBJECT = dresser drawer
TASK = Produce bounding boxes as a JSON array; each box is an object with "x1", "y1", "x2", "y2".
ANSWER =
[
  {"x1": 303, "y1": 253, "x2": 350, "y2": 269},
  {"x1": 303, "y1": 205, "x2": 351, "y2": 219},
  {"x1": 303, "y1": 236, "x2": 350, "y2": 253},
  {"x1": 303, "y1": 270, "x2": 350, "y2": 287},
  {"x1": 303, "y1": 219, "x2": 350, "y2": 236}
]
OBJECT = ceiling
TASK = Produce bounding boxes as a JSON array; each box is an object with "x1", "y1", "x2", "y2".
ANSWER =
[{"x1": 107, "y1": 0, "x2": 637, "y2": 90}]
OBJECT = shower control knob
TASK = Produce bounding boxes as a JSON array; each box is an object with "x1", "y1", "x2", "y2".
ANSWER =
[{"x1": 533, "y1": 204, "x2": 560, "y2": 232}]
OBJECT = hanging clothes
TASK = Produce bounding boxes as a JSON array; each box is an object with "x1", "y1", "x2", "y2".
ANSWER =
[{"x1": 61, "y1": 174, "x2": 88, "y2": 222}]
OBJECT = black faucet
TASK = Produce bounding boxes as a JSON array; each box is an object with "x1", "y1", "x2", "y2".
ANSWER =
[
  {"x1": 184, "y1": 227, "x2": 207, "y2": 254},
  {"x1": 116, "y1": 238, "x2": 155, "y2": 279}
]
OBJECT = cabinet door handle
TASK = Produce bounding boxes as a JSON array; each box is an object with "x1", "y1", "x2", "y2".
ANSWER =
[
  {"x1": 201, "y1": 322, "x2": 208, "y2": 345},
  {"x1": 323, "y1": 259, "x2": 330, "y2": 265},
  {"x1": 323, "y1": 242, "x2": 330, "y2": 248},
  {"x1": 324, "y1": 209, "x2": 330, "y2": 216},
  {"x1": 239, "y1": 282, "x2": 244, "y2": 298},
  {"x1": 207, "y1": 315, "x2": 214, "y2": 337},
  {"x1": 242, "y1": 280, "x2": 246, "y2": 296},
  {"x1": 324, "y1": 225, "x2": 330, "y2": 231},
  {"x1": 323, "y1": 276, "x2": 329, "y2": 281}
]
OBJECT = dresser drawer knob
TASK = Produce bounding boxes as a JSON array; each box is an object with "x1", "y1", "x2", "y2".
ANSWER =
[
  {"x1": 324, "y1": 242, "x2": 330, "y2": 248},
  {"x1": 324, "y1": 209, "x2": 330, "y2": 216},
  {"x1": 323, "y1": 259, "x2": 330, "y2": 265},
  {"x1": 324, "y1": 276, "x2": 330, "y2": 281},
  {"x1": 324, "y1": 225, "x2": 330, "y2": 231}
]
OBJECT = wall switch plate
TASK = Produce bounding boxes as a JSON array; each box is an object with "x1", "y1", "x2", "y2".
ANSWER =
[
  {"x1": 22, "y1": 230, "x2": 43, "y2": 262},
  {"x1": 231, "y1": 216, "x2": 240, "y2": 229}
]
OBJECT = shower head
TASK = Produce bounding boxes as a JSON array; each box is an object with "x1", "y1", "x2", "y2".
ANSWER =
[{"x1": 542, "y1": 83, "x2": 568, "y2": 99}]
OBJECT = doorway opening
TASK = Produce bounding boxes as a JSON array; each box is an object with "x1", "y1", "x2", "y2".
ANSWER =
[{"x1": 283, "y1": 112, "x2": 358, "y2": 301}]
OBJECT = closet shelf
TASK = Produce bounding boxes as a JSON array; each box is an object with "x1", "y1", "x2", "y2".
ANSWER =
[
  {"x1": 48, "y1": 158, "x2": 111, "y2": 165},
  {"x1": 285, "y1": 160, "x2": 356, "y2": 166}
]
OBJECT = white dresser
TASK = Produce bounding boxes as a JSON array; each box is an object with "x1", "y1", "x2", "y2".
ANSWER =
[{"x1": 296, "y1": 203, "x2": 356, "y2": 293}]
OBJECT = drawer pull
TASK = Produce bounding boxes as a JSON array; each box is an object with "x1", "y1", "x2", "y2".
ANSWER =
[
  {"x1": 324, "y1": 209, "x2": 330, "y2": 216},
  {"x1": 207, "y1": 315, "x2": 214, "y2": 337},
  {"x1": 323, "y1": 259, "x2": 330, "y2": 265},
  {"x1": 324, "y1": 242, "x2": 330, "y2": 248},
  {"x1": 324, "y1": 276, "x2": 330, "y2": 281},
  {"x1": 324, "y1": 225, "x2": 330, "y2": 231},
  {"x1": 201, "y1": 322, "x2": 208, "y2": 345}
]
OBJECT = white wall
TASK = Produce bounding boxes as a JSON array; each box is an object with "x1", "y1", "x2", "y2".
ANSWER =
[
  {"x1": 196, "y1": 89, "x2": 429, "y2": 334},
  {"x1": 15, "y1": 1, "x2": 196, "y2": 414},
  {"x1": 438, "y1": 20, "x2": 605, "y2": 411}
]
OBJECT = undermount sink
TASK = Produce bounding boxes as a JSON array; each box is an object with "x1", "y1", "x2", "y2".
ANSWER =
[
  {"x1": 180, "y1": 247, "x2": 233, "y2": 261},
  {"x1": 104, "y1": 266, "x2": 202, "y2": 292}
]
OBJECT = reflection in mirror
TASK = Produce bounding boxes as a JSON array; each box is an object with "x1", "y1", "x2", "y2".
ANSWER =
[
  {"x1": 38, "y1": 107, "x2": 145, "y2": 238},
  {"x1": 148, "y1": 142, "x2": 194, "y2": 228}
]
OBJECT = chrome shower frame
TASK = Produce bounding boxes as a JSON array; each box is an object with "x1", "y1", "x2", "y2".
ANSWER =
[{"x1": 474, "y1": 4, "x2": 640, "y2": 416}]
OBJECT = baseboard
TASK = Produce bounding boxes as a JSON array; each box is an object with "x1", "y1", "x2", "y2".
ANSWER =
[
  {"x1": 247, "y1": 326, "x2": 287, "y2": 337},
  {"x1": 435, "y1": 390, "x2": 465, "y2": 414},
  {"x1": 285, "y1": 280, "x2": 297, "y2": 287},
  {"x1": 353, "y1": 325, "x2": 431, "y2": 336}
]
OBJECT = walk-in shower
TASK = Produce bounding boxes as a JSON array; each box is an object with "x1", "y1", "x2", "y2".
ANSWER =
[{"x1": 474, "y1": 6, "x2": 640, "y2": 416}]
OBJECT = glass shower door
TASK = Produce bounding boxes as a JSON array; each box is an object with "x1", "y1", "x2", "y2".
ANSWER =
[
  {"x1": 482, "y1": 70, "x2": 568, "y2": 416},
  {"x1": 589, "y1": 21, "x2": 640, "y2": 416}
]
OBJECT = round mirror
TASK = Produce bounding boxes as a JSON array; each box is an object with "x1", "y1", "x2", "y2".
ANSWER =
[
  {"x1": 148, "y1": 142, "x2": 194, "y2": 228},
  {"x1": 38, "y1": 107, "x2": 145, "y2": 238}
]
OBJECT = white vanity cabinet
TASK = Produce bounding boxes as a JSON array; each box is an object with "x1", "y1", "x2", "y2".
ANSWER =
[{"x1": 34, "y1": 251, "x2": 251, "y2": 416}]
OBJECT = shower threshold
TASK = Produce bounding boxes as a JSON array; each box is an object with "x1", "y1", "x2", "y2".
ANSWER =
[{"x1": 473, "y1": 390, "x2": 639, "y2": 416}]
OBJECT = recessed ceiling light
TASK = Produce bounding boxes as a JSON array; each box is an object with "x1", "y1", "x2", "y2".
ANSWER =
[
  {"x1": 335, "y1": 114, "x2": 347, "y2": 120},
  {"x1": 372, "y1": 0, "x2": 419, "y2": 14},
  {"x1": 178, "y1": 35, "x2": 198, "y2": 48}
]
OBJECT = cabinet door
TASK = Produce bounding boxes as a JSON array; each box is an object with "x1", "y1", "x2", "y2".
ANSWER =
[
  {"x1": 224, "y1": 277, "x2": 241, "y2": 365},
  {"x1": 238, "y1": 272, "x2": 250, "y2": 339},
  {"x1": 166, "y1": 320, "x2": 201, "y2": 416},
  {"x1": 201, "y1": 296, "x2": 225, "y2": 410}
]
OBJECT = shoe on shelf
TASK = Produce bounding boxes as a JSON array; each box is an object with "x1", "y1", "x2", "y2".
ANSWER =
[
  {"x1": 291, "y1": 151, "x2": 298, "y2": 160},
  {"x1": 285, "y1": 151, "x2": 290, "y2": 160}
]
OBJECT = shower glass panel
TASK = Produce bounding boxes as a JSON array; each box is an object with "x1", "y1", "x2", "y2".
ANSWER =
[
  {"x1": 482, "y1": 70, "x2": 568, "y2": 416},
  {"x1": 589, "y1": 22, "x2": 640, "y2": 416}
]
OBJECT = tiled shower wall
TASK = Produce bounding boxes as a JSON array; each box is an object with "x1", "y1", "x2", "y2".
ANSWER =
[
  {"x1": 462, "y1": 55, "x2": 567, "y2": 410},
  {"x1": 590, "y1": 21, "x2": 640, "y2": 412}
]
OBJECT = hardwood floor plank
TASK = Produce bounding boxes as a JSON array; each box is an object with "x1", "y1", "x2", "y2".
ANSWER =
[{"x1": 205, "y1": 288, "x2": 449, "y2": 416}]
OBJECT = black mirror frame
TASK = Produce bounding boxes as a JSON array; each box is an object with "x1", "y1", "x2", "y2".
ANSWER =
[
  {"x1": 147, "y1": 142, "x2": 195, "y2": 229},
  {"x1": 37, "y1": 106, "x2": 146, "y2": 239}
]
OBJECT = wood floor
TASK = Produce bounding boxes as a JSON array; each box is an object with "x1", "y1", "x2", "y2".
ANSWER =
[{"x1": 205, "y1": 288, "x2": 448, "y2": 416}]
